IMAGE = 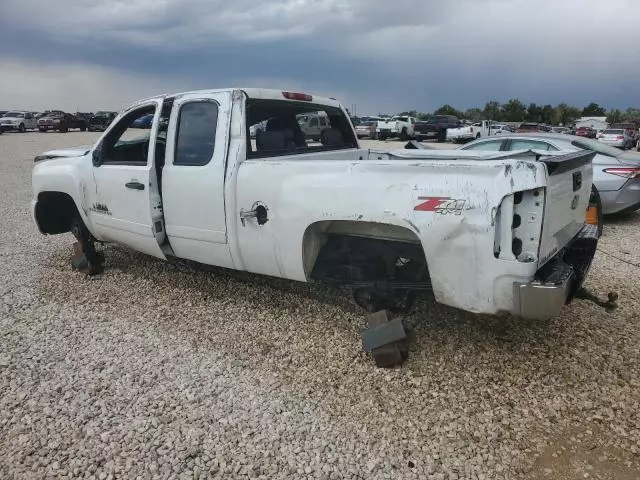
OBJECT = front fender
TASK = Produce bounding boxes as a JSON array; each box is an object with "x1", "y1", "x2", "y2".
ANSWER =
[{"x1": 32, "y1": 156, "x2": 94, "y2": 236}]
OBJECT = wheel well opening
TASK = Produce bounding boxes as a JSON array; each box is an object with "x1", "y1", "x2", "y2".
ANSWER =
[
  {"x1": 35, "y1": 192, "x2": 79, "y2": 235},
  {"x1": 303, "y1": 221, "x2": 430, "y2": 286}
]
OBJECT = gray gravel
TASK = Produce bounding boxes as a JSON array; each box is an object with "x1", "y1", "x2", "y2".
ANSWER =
[{"x1": 1, "y1": 132, "x2": 640, "y2": 480}]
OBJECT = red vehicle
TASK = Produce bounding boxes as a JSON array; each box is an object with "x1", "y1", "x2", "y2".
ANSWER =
[{"x1": 575, "y1": 126, "x2": 597, "y2": 139}]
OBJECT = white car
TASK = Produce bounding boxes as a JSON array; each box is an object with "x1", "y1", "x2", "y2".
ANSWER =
[
  {"x1": 597, "y1": 129, "x2": 633, "y2": 149},
  {"x1": 31, "y1": 88, "x2": 599, "y2": 365},
  {"x1": 0, "y1": 111, "x2": 37, "y2": 132}
]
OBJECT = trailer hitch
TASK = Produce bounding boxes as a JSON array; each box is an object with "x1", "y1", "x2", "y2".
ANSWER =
[{"x1": 575, "y1": 287, "x2": 618, "y2": 313}]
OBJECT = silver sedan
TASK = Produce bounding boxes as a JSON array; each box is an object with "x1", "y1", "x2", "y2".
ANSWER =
[{"x1": 458, "y1": 133, "x2": 640, "y2": 215}]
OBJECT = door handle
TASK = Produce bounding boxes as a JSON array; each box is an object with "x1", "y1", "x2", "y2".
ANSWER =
[{"x1": 125, "y1": 181, "x2": 145, "y2": 191}]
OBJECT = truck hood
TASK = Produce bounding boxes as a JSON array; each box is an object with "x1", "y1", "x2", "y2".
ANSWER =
[{"x1": 34, "y1": 145, "x2": 92, "y2": 161}]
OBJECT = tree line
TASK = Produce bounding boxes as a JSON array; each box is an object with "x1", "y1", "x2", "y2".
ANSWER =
[{"x1": 389, "y1": 101, "x2": 640, "y2": 126}]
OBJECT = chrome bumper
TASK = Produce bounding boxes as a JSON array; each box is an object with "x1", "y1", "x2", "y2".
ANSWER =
[
  {"x1": 514, "y1": 275, "x2": 572, "y2": 320},
  {"x1": 513, "y1": 223, "x2": 599, "y2": 320}
]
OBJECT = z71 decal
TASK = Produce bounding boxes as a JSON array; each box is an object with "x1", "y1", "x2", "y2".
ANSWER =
[{"x1": 415, "y1": 196, "x2": 467, "y2": 215}]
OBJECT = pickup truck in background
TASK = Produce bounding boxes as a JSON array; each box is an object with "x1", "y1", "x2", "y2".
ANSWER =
[
  {"x1": 413, "y1": 115, "x2": 461, "y2": 142},
  {"x1": 38, "y1": 111, "x2": 88, "y2": 133},
  {"x1": 0, "y1": 111, "x2": 38, "y2": 132},
  {"x1": 31, "y1": 88, "x2": 599, "y2": 364},
  {"x1": 88, "y1": 111, "x2": 118, "y2": 132},
  {"x1": 446, "y1": 120, "x2": 501, "y2": 143},
  {"x1": 376, "y1": 116, "x2": 417, "y2": 140}
]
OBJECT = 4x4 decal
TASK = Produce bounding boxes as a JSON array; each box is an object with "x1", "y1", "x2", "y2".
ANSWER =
[{"x1": 415, "y1": 196, "x2": 466, "y2": 215}]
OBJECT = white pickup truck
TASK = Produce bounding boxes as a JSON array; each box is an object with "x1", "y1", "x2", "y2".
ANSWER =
[
  {"x1": 446, "y1": 120, "x2": 500, "y2": 143},
  {"x1": 376, "y1": 115, "x2": 417, "y2": 140},
  {"x1": 32, "y1": 88, "x2": 599, "y2": 361}
]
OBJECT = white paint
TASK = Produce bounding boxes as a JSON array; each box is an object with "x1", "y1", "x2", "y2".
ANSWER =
[{"x1": 31, "y1": 88, "x2": 594, "y2": 318}]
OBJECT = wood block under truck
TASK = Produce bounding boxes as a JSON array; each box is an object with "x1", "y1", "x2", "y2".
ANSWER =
[{"x1": 30, "y1": 88, "x2": 613, "y2": 367}]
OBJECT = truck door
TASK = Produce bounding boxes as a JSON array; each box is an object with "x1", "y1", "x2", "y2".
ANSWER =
[
  {"x1": 86, "y1": 100, "x2": 167, "y2": 259},
  {"x1": 161, "y1": 91, "x2": 234, "y2": 268}
]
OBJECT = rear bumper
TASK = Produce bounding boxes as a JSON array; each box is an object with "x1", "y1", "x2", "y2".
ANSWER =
[
  {"x1": 414, "y1": 132, "x2": 438, "y2": 139},
  {"x1": 599, "y1": 181, "x2": 640, "y2": 214},
  {"x1": 599, "y1": 139, "x2": 625, "y2": 148},
  {"x1": 513, "y1": 224, "x2": 598, "y2": 320}
]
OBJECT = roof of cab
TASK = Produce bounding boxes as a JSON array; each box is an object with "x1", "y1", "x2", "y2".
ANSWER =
[{"x1": 128, "y1": 88, "x2": 343, "y2": 110}]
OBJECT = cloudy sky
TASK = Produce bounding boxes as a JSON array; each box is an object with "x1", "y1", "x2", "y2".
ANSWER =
[{"x1": 0, "y1": 0, "x2": 638, "y2": 114}]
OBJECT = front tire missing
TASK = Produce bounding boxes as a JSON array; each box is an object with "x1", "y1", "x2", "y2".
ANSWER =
[{"x1": 70, "y1": 217, "x2": 104, "y2": 276}]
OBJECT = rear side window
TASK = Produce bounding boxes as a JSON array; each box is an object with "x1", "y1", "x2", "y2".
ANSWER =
[
  {"x1": 174, "y1": 101, "x2": 218, "y2": 166},
  {"x1": 246, "y1": 99, "x2": 358, "y2": 159},
  {"x1": 463, "y1": 140, "x2": 503, "y2": 151}
]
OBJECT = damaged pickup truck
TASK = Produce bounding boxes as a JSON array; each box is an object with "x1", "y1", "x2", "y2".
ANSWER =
[{"x1": 32, "y1": 88, "x2": 601, "y2": 365}]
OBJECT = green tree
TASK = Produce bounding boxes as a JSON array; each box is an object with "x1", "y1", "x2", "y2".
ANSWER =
[
  {"x1": 607, "y1": 109, "x2": 622, "y2": 124},
  {"x1": 582, "y1": 103, "x2": 606, "y2": 117},
  {"x1": 502, "y1": 99, "x2": 527, "y2": 122},
  {"x1": 622, "y1": 108, "x2": 640, "y2": 125},
  {"x1": 483, "y1": 101, "x2": 502, "y2": 121},
  {"x1": 541, "y1": 104, "x2": 558, "y2": 125},
  {"x1": 526, "y1": 103, "x2": 542, "y2": 122},
  {"x1": 464, "y1": 108, "x2": 483, "y2": 122},
  {"x1": 434, "y1": 104, "x2": 463, "y2": 118},
  {"x1": 556, "y1": 103, "x2": 582, "y2": 126}
]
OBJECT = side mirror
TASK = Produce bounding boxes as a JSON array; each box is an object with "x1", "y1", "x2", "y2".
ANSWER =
[{"x1": 92, "y1": 148, "x2": 102, "y2": 167}]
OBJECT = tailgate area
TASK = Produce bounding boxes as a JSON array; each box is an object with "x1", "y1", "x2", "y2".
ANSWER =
[{"x1": 536, "y1": 151, "x2": 596, "y2": 267}]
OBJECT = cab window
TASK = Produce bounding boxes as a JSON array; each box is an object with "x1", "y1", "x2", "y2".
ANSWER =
[
  {"x1": 174, "y1": 101, "x2": 218, "y2": 166},
  {"x1": 100, "y1": 106, "x2": 156, "y2": 165},
  {"x1": 246, "y1": 98, "x2": 358, "y2": 159}
]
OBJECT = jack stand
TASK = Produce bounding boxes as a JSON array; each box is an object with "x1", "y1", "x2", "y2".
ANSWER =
[{"x1": 361, "y1": 309, "x2": 409, "y2": 368}]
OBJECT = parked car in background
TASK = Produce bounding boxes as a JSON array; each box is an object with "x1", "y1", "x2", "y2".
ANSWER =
[
  {"x1": 38, "y1": 111, "x2": 88, "y2": 132},
  {"x1": 610, "y1": 123, "x2": 638, "y2": 146},
  {"x1": 551, "y1": 127, "x2": 571, "y2": 134},
  {"x1": 517, "y1": 123, "x2": 546, "y2": 133},
  {"x1": 575, "y1": 126, "x2": 597, "y2": 139},
  {"x1": 446, "y1": 120, "x2": 502, "y2": 143},
  {"x1": 131, "y1": 113, "x2": 154, "y2": 129},
  {"x1": 597, "y1": 129, "x2": 633, "y2": 150},
  {"x1": 88, "y1": 111, "x2": 117, "y2": 132},
  {"x1": 375, "y1": 115, "x2": 417, "y2": 140},
  {"x1": 460, "y1": 133, "x2": 640, "y2": 215},
  {"x1": 355, "y1": 120, "x2": 377, "y2": 138},
  {"x1": 1, "y1": 111, "x2": 37, "y2": 132},
  {"x1": 299, "y1": 112, "x2": 331, "y2": 141},
  {"x1": 414, "y1": 115, "x2": 461, "y2": 142}
]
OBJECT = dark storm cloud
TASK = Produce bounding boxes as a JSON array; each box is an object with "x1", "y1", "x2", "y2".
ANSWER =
[{"x1": 1, "y1": 0, "x2": 639, "y2": 112}]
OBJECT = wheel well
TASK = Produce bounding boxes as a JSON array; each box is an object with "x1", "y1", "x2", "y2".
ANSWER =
[
  {"x1": 35, "y1": 192, "x2": 79, "y2": 235},
  {"x1": 303, "y1": 221, "x2": 429, "y2": 285}
]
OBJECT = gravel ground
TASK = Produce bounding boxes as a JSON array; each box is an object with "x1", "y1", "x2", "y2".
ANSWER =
[{"x1": 1, "y1": 131, "x2": 639, "y2": 480}]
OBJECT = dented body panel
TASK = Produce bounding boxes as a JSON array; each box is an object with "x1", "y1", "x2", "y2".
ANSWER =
[{"x1": 31, "y1": 88, "x2": 596, "y2": 320}]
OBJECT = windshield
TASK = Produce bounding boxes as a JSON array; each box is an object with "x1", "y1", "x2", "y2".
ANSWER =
[
  {"x1": 359, "y1": 121, "x2": 375, "y2": 126},
  {"x1": 4, "y1": 112, "x2": 24, "y2": 118},
  {"x1": 571, "y1": 138, "x2": 624, "y2": 157}
]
